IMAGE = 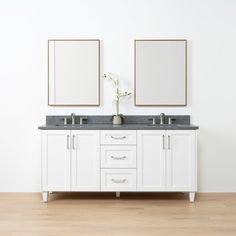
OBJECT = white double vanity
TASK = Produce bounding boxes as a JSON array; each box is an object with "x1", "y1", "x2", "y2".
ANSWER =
[
  {"x1": 42, "y1": 39, "x2": 198, "y2": 203},
  {"x1": 39, "y1": 116, "x2": 198, "y2": 203}
]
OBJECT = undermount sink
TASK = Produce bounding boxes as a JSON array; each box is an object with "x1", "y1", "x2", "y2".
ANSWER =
[
  {"x1": 147, "y1": 124, "x2": 189, "y2": 128},
  {"x1": 146, "y1": 124, "x2": 174, "y2": 126},
  {"x1": 55, "y1": 124, "x2": 84, "y2": 127}
]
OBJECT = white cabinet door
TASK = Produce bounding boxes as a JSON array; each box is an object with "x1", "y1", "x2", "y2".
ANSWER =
[
  {"x1": 71, "y1": 130, "x2": 100, "y2": 191},
  {"x1": 42, "y1": 130, "x2": 71, "y2": 191},
  {"x1": 166, "y1": 130, "x2": 196, "y2": 191},
  {"x1": 137, "y1": 130, "x2": 166, "y2": 191}
]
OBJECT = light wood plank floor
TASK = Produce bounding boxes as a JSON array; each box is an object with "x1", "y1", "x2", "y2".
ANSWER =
[{"x1": 0, "y1": 193, "x2": 236, "y2": 236}]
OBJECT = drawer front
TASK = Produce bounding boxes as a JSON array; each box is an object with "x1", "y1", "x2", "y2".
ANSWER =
[
  {"x1": 101, "y1": 146, "x2": 136, "y2": 168},
  {"x1": 101, "y1": 169, "x2": 136, "y2": 191},
  {"x1": 100, "y1": 130, "x2": 136, "y2": 145}
]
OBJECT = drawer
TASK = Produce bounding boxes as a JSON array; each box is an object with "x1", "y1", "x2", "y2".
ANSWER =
[
  {"x1": 101, "y1": 169, "x2": 136, "y2": 191},
  {"x1": 101, "y1": 146, "x2": 136, "y2": 168},
  {"x1": 100, "y1": 130, "x2": 136, "y2": 145}
]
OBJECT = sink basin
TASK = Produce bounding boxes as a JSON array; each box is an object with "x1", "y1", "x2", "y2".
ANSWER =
[
  {"x1": 55, "y1": 124, "x2": 84, "y2": 127},
  {"x1": 145, "y1": 124, "x2": 190, "y2": 128},
  {"x1": 146, "y1": 124, "x2": 173, "y2": 127}
]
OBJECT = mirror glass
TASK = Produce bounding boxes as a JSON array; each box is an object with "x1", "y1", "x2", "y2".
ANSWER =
[
  {"x1": 135, "y1": 40, "x2": 187, "y2": 106},
  {"x1": 48, "y1": 39, "x2": 100, "y2": 106}
]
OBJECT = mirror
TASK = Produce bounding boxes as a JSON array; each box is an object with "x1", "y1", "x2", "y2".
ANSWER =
[
  {"x1": 134, "y1": 39, "x2": 187, "y2": 106},
  {"x1": 48, "y1": 39, "x2": 100, "y2": 106}
]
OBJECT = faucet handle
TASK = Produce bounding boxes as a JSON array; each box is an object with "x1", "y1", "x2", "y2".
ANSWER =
[
  {"x1": 59, "y1": 117, "x2": 68, "y2": 125},
  {"x1": 63, "y1": 117, "x2": 68, "y2": 125},
  {"x1": 79, "y1": 117, "x2": 88, "y2": 125},
  {"x1": 168, "y1": 117, "x2": 176, "y2": 125},
  {"x1": 148, "y1": 117, "x2": 156, "y2": 125}
]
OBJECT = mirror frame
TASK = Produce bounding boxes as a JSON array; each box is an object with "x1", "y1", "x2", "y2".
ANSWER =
[
  {"x1": 48, "y1": 39, "x2": 100, "y2": 106},
  {"x1": 134, "y1": 39, "x2": 187, "y2": 106}
]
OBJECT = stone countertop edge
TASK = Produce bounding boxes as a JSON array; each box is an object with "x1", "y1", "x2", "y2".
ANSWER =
[{"x1": 38, "y1": 124, "x2": 199, "y2": 130}]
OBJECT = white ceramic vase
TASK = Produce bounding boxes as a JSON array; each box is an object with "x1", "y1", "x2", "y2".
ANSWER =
[{"x1": 112, "y1": 115, "x2": 122, "y2": 125}]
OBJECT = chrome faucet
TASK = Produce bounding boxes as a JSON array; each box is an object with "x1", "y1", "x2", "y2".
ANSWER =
[
  {"x1": 160, "y1": 113, "x2": 165, "y2": 125},
  {"x1": 71, "y1": 113, "x2": 76, "y2": 125}
]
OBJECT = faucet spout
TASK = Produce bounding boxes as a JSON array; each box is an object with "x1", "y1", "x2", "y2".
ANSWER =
[
  {"x1": 71, "y1": 113, "x2": 76, "y2": 125},
  {"x1": 160, "y1": 113, "x2": 165, "y2": 125}
]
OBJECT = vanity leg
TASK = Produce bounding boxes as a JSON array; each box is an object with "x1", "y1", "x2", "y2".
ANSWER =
[
  {"x1": 189, "y1": 192, "x2": 195, "y2": 203},
  {"x1": 42, "y1": 191, "x2": 48, "y2": 203},
  {"x1": 116, "y1": 192, "x2": 120, "y2": 198}
]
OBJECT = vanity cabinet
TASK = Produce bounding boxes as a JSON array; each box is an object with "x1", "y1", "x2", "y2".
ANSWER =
[
  {"x1": 137, "y1": 130, "x2": 196, "y2": 202},
  {"x1": 41, "y1": 129, "x2": 197, "y2": 203},
  {"x1": 41, "y1": 130, "x2": 100, "y2": 202}
]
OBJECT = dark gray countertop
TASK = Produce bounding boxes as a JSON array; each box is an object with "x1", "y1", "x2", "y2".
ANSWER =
[
  {"x1": 39, "y1": 115, "x2": 199, "y2": 130},
  {"x1": 38, "y1": 124, "x2": 199, "y2": 130}
]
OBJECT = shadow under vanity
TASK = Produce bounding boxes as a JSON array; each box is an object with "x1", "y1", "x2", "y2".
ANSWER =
[{"x1": 38, "y1": 115, "x2": 198, "y2": 203}]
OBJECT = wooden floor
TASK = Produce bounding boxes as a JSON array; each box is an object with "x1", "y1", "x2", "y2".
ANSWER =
[{"x1": 0, "y1": 193, "x2": 236, "y2": 236}]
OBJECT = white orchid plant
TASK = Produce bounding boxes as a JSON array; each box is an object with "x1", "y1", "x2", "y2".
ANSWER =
[{"x1": 103, "y1": 73, "x2": 131, "y2": 116}]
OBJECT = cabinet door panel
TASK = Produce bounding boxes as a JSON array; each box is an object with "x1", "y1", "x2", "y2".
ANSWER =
[
  {"x1": 166, "y1": 130, "x2": 196, "y2": 191},
  {"x1": 42, "y1": 130, "x2": 71, "y2": 191},
  {"x1": 71, "y1": 131, "x2": 100, "y2": 191},
  {"x1": 137, "y1": 130, "x2": 166, "y2": 191}
]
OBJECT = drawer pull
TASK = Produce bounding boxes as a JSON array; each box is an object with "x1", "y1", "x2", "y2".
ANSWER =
[
  {"x1": 72, "y1": 135, "x2": 76, "y2": 149},
  {"x1": 111, "y1": 156, "x2": 127, "y2": 160},
  {"x1": 168, "y1": 135, "x2": 171, "y2": 150},
  {"x1": 162, "y1": 134, "x2": 165, "y2": 149},
  {"x1": 112, "y1": 178, "x2": 127, "y2": 183},
  {"x1": 111, "y1": 135, "x2": 126, "y2": 140},
  {"x1": 67, "y1": 135, "x2": 70, "y2": 150}
]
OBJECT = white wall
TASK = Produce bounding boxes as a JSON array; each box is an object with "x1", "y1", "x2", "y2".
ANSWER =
[{"x1": 0, "y1": 0, "x2": 235, "y2": 192}]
